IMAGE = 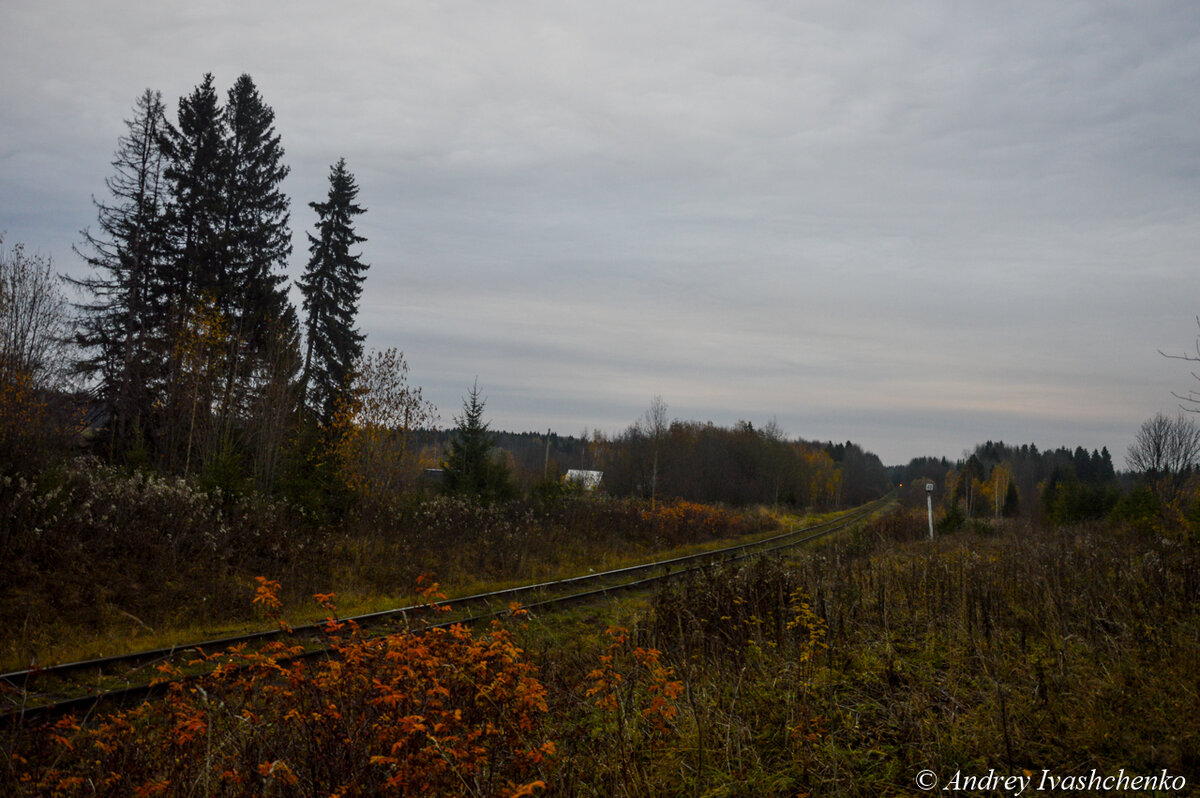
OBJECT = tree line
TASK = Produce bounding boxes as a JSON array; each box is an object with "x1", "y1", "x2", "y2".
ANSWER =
[
  {"x1": 578, "y1": 400, "x2": 890, "y2": 509},
  {"x1": 406, "y1": 403, "x2": 893, "y2": 510},
  {"x1": 891, "y1": 415, "x2": 1200, "y2": 534},
  {"x1": 891, "y1": 441, "x2": 1118, "y2": 522}
]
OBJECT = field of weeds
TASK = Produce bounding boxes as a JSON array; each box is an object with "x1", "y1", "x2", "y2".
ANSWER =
[
  {"x1": 6, "y1": 509, "x2": 1198, "y2": 795},
  {"x1": 0, "y1": 458, "x2": 777, "y2": 671},
  {"x1": 533, "y1": 511, "x2": 1200, "y2": 795}
]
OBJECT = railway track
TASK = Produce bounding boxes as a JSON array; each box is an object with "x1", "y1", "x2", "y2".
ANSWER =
[{"x1": 0, "y1": 495, "x2": 892, "y2": 727}]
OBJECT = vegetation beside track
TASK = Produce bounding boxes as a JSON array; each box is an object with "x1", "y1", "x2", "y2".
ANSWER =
[
  {"x1": 1, "y1": 459, "x2": 790, "y2": 672},
  {"x1": 534, "y1": 511, "x2": 1200, "y2": 795},
  {"x1": 0, "y1": 500, "x2": 881, "y2": 722},
  {"x1": 7, "y1": 509, "x2": 1198, "y2": 796}
]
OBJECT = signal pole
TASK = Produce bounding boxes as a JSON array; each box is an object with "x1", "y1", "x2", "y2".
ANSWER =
[{"x1": 926, "y1": 482, "x2": 935, "y2": 540}]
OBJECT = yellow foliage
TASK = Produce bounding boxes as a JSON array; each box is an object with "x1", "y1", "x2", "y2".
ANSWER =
[{"x1": 329, "y1": 348, "x2": 437, "y2": 501}]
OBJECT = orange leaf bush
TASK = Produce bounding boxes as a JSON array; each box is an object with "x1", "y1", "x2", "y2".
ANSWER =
[
  {"x1": 638, "y1": 499, "x2": 752, "y2": 543},
  {"x1": 585, "y1": 625, "x2": 683, "y2": 739},
  {"x1": 18, "y1": 589, "x2": 552, "y2": 797}
]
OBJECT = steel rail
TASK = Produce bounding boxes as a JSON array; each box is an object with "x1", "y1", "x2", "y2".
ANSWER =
[{"x1": 1, "y1": 495, "x2": 891, "y2": 726}]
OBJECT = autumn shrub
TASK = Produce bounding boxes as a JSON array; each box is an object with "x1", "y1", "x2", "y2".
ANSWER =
[
  {"x1": 525, "y1": 558, "x2": 831, "y2": 797},
  {"x1": 9, "y1": 585, "x2": 553, "y2": 797},
  {"x1": 340, "y1": 494, "x2": 777, "y2": 594},
  {"x1": 626, "y1": 560, "x2": 829, "y2": 795},
  {"x1": 532, "y1": 623, "x2": 685, "y2": 797},
  {"x1": 637, "y1": 499, "x2": 757, "y2": 546},
  {"x1": 840, "y1": 507, "x2": 931, "y2": 554},
  {"x1": 576, "y1": 626, "x2": 683, "y2": 791},
  {"x1": 329, "y1": 347, "x2": 438, "y2": 507}
]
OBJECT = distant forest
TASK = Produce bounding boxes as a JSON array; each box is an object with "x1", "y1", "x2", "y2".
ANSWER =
[
  {"x1": 891, "y1": 440, "x2": 1132, "y2": 525},
  {"x1": 426, "y1": 423, "x2": 892, "y2": 508}
]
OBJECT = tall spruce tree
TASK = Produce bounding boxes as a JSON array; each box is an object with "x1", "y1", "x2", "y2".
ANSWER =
[
  {"x1": 220, "y1": 75, "x2": 291, "y2": 383},
  {"x1": 224, "y1": 77, "x2": 302, "y2": 489},
  {"x1": 160, "y1": 73, "x2": 228, "y2": 313},
  {"x1": 72, "y1": 88, "x2": 169, "y2": 456},
  {"x1": 299, "y1": 158, "x2": 368, "y2": 422},
  {"x1": 155, "y1": 73, "x2": 300, "y2": 472},
  {"x1": 158, "y1": 74, "x2": 231, "y2": 469}
]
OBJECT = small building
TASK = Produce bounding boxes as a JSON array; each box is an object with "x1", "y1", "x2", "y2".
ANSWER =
[{"x1": 564, "y1": 469, "x2": 603, "y2": 491}]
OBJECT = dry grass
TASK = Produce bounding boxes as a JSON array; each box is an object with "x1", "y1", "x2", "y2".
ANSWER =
[
  {"x1": 0, "y1": 458, "x2": 780, "y2": 671},
  {"x1": 528, "y1": 511, "x2": 1200, "y2": 795},
  {"x1": 7, "y1": 510, "x2": 1198, "y2": 795}
]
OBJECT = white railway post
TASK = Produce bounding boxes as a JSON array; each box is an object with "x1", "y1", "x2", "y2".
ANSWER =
[{"x1": 926, "y1": 482, "x2": 935, "y2": 539}]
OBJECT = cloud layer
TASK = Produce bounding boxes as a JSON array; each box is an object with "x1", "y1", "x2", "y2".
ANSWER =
[{"x1": 4, "y1": 1, "x2": 1200, "y2": 463}]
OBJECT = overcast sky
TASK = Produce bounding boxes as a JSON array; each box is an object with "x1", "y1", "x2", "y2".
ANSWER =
[{"x1": 3, "y1": 1, "x2": 1199, "y2": 464}]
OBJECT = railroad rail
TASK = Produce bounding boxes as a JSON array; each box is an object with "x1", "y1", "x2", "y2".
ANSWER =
[{"x1": 1, "y1": 494, "x2": 892, "y2": 726}]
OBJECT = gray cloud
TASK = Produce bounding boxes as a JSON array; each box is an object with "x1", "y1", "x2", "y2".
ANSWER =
[{"x1": 3, "y1": 0, "x2": 1200, "y2": 463}]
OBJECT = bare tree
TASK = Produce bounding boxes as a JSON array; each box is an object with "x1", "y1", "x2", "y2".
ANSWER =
[
  {"x1": 1127, "y1": 412, "x2": 1200, "y2": 503},
  {"x1": 0, "y1": 238, "x2": 72, "y2": 390},
  {"x1": 641, "y1": 395, "x2": 668, "y2": 509},
  {"x1": 0, "y1": 237, "x2": 75, "y2": 471}
]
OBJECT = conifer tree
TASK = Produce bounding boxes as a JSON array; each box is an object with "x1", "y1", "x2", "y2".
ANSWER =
[
  {"x1": 215, "y1": 75, "x2": 293, "y2": 440},
  {"x1": 221, "y1": 75, "x2": 291, "y2": 372},
  {"x1": 72, "y1": 88, "x2": 169, "y2": 455},
  {"x1": 299, "y1": 158, "x2": 368, "y2": 422},
  {"x1": 155, "y1": 73, "x2": 301, "y2": 471},
  {"x1": 442, "y1": 381, "x2": 514, "y2": 500},
  {"x1": 160, "y1": 73, "x2": 228, "y2": 312},
  {"x1": 158, "y1": 74, "x2": 231, "y2": 468}
]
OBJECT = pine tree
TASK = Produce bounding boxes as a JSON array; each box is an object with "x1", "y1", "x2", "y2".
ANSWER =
[
  {"x1": 299, "y1": 158, "x2": 368, "y2": 422},
  {"x1": 72, "y1": 88, "x2": 169, "y2": 455},
  {"x1": 442, "y1": 381, "x2": 514, "y2": 500}
]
